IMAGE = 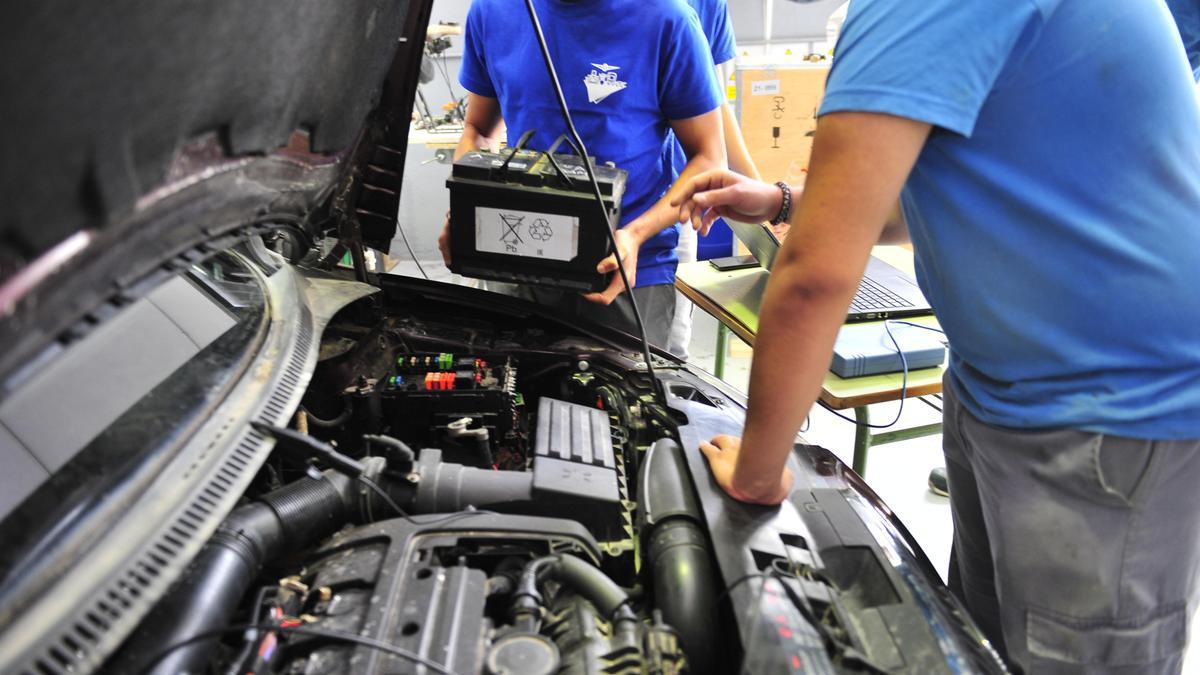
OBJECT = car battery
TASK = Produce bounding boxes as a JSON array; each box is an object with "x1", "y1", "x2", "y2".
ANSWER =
[{"x1": 446, "y1": 145, "x2": 626, "y2": 292}]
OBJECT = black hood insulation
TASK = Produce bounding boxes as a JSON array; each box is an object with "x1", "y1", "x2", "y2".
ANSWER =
[{"x1": 0, "y1": 0, "x2": 420, "y2": 278}]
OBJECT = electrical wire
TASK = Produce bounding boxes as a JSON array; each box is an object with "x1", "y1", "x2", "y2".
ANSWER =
[
  {"x1": 395, "y1": 220, "x2": 429, "y2": 279},
  {"x1": 356, "y1": 476, "x2": 502, "y2": 530},
  {"x1": 223, "y1": 587, "x2": 275, "y2": 675},
  {"x1": 434, "y1": 52, "x2": 461, "y2": 119},
  {"x1": 521, "y1": 0, "x2": 669, "y2": 411},
  {"x1": 140, "y1": 622, "x2": 459, "y2": 675},
  {"x1": 818, "y1": 320, "x2": 946, "y2": 430},
  {"x1": 357, "y1": 474, "x2": 409, "y2": 519},
  {"x1": 300, "y1": 401, "x2": 352, "y2": 428},
  {"x1": 716, "y1": 571, "x2": 887, "y2": 674}
]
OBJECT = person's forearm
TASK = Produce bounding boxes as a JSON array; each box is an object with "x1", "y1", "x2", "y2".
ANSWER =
[
  {"x1": 731, "y1": 263, "x2": 858, "y2": 500},
  {"x1": 724, "y1": 113, "x2": 930, "y2": 502},
  {"x1": 721, "y1": 103, "x2": 761, "y2": 181},
  {"x1": 625, "y1": 150, "x2": 726, "y2": 243},
  {"x1": 453, "y1": 126, "x2": 485, "y2": 161}
]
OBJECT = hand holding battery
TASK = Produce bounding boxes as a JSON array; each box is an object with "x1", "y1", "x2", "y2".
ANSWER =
[
  {"x1": 583, "y1": 227, "x2": 639, "y2": 305},
  {"x1": 438, "y1": 210, "x2": 452, "y2": 266},
  {"x1": 672, "y1": 169, "x2": 785, "y2": 232}
]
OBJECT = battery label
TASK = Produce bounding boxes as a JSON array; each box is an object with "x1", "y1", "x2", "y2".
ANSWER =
[{"x1": 475, "y1": 207, "x2": 580, "y2": 261}]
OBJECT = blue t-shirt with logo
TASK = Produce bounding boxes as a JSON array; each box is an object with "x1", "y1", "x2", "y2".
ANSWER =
[
  {"x1": 459, "y1": 0, "x2": 723, "y2": 287},
  {"x1": 822, "y1": 0, "x2": 1200, "y2": 439}
]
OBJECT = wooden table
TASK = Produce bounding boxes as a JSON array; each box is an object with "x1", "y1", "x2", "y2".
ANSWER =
[{"x1": 675, "y1": 259, "x2": 945, "y2": 476}]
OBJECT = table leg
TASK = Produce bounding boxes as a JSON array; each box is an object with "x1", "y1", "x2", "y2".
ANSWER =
[
  {"x1": 714, "y1": 323, "x2": 730, "y2": 380},
  {"x1": 853, "y1": 406, "x2": 871, "y2": 476},
  {"x1": 872, "y1": 423, "x2": 945, "y2": 446}
]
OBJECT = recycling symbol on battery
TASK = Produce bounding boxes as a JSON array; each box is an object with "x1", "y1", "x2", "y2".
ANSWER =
[{"x1": 528, "y1": 219, "x2": 554, "y2": 242}]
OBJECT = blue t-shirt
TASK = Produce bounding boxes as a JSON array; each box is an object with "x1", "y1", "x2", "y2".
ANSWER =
[
  {"x1": 670, "y1": 0, "x2": 737, "y2": 180},
  {"x1": 459, "y1": 0, "x2": 723, "y2": 286},
  {"x1": 1167, "y1": 0, "x2": 1200, "y2": 79},
  {"x1": 688, "y1": 0, "x2": 737, "y2": 65},
  {"x1": 821, "y1": 0, "x2": 1200, "y2": 439}
]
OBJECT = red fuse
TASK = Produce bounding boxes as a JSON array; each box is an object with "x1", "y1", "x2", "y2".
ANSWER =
[{"x1": 424, "y1": 372, "x2": 435, "y2": 390}]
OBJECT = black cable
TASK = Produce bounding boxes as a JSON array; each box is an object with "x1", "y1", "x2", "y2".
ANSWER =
[
  {"x1": 223, "y1": 587, "x2": 274, "y2": 675},
  {"x1": 395, "y1": 220, "x2": 429, "y2": 279},
  {"x1": 716, "y1": 571, "x2": 887, "y2": 674},
  {"x1": 435, "y1": 52, "x2": 460, "y2": 118},
  {"x1": 362, "y1": 434, "x2": 416, "y2": 462},
  {"x1": 300, "y1": 401, "x2": 351, "y2": 428},
  {"x1": 521, "y1": 0, "x2": 668, "y2": 410},
  {"x1": 818, "y1": 320, "x2": 910, "y2": 429},
  {"x1": 357, "y1": 475, "x2": 409, "y2": 519},
  {"x1": 818, "y1": 319, "x2": 947, "y2": 430},
  {"x1": 888, "y1": 320, "x2": 947, "y2": 338},
  {"x1": 766, "y1": 572, "x2": 889, "y2": 674},
  {"x1": 140, "y1": 622, "x2": 458, "y2": 675},
  {"x1": 714, "y1": 571, "x2": 771, "y2": 607}
]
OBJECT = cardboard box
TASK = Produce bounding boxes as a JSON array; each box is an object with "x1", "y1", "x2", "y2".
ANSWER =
[{"x1": 735, "y1": 65, "x2": 829, "y2": 184}]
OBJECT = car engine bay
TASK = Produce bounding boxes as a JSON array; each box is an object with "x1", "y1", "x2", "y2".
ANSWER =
[
  {"x1": 109, "y1": 284, "x2": 725, "y2": 675},
  {"x1": 82, "y1": 270, "x2": 1004, "y2": 675}
]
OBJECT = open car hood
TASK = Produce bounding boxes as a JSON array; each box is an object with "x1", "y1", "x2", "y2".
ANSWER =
[{"x1": 0, "y1": 0, "x2": 432, "y2": 383}]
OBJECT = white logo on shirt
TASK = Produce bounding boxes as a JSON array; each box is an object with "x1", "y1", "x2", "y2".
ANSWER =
[{"x1": 584, "y1": 63, "x2": 627, "y2": 104}]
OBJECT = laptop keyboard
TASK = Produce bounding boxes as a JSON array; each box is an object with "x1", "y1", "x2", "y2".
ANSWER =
[{"x1": 850, "y1": 276, "x2": 914, "y2": 312}]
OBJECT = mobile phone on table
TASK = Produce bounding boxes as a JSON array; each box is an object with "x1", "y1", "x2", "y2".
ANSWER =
[{"x1": 709, "y1": 255, "x2": 759, "y2": 272}]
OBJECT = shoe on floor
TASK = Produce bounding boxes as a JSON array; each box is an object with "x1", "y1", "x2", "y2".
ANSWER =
[{"x1": 928, "y1": 466, "x2": 949, "y2": 497}]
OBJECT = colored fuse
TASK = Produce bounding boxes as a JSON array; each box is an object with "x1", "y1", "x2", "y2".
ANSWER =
[
  {"x1": 424, "y1": 372, "x2": 436, "y2": 390},
  {"x1": 388, "y1": 375, "x2": 403, "y2": 388}
]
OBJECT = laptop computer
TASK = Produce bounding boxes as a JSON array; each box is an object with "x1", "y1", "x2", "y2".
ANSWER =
[{"x1": 723, "y1": 218, "x2": 934, "y2": 323}]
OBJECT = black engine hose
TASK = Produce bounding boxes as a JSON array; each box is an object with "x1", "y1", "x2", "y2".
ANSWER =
[
  {"x1": 301, "y1": 399, "x2": 352, "y2": 428},
  {"x1": 514, "y1": 554, "x2": 636, "y2": 625},
  {"x1": 362, "y1": 433, "x2": 416, "y2": 463},
  {"x1": 639, "y1": 439, "x2": 718, "y2": 675},
  {"x1": 116, "y1": 470, "x2": 357, "y2": 675}
]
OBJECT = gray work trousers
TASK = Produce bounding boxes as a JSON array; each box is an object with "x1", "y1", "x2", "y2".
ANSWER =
[
  {"x1": 943, "y1": 374, "x2": 1200, "y2": 674},
  {"x1": 489, "y1": 281, "x2": 677, "y2": 350}
]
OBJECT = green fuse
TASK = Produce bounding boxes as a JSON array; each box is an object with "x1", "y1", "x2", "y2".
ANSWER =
[{"x1": 388, "y1": 375, "x2": 403, "y2": 388}]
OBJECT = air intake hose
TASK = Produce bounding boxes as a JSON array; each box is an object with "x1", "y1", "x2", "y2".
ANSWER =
[
  {"x1": 115, "y1": 469, "x2": 358, "y2": 675},
  {"x1": 638, "y1": 439, "x2": 718, "y2": 675}
]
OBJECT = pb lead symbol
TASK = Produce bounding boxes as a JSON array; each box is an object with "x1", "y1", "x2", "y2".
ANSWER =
[
  {"x1": 529, "y1": 218, "x2": 553, "y2": 242},
  {"x1": 498, "y1": 213, "x2": 525, "y2": 244}
]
